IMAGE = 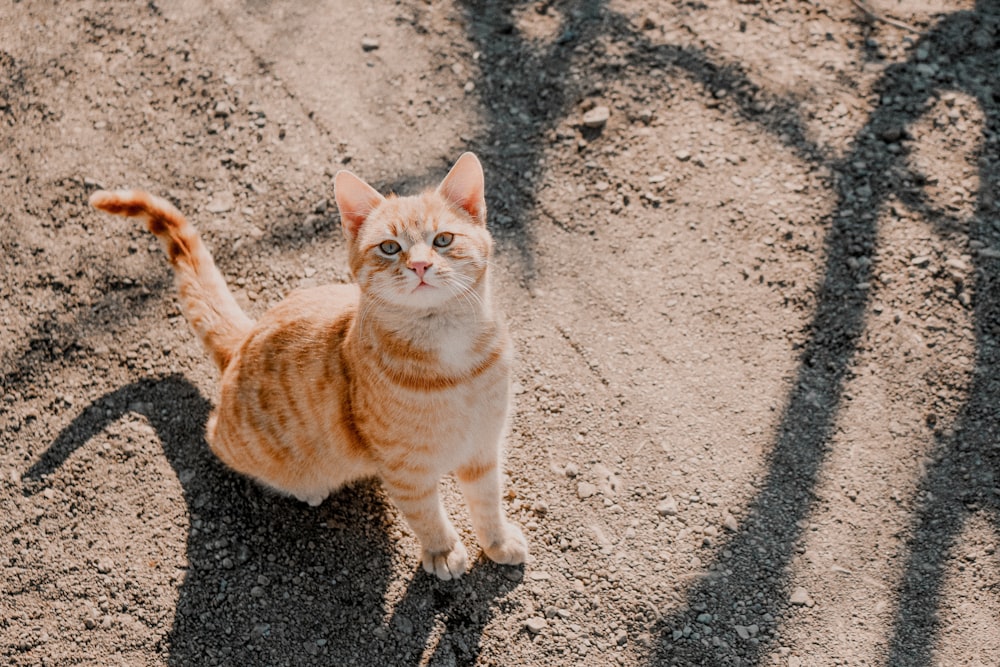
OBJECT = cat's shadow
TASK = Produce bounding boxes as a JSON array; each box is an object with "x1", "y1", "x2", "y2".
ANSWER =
[{"x1": 24, "y1": 374, "x2": 520, "y2": 666}]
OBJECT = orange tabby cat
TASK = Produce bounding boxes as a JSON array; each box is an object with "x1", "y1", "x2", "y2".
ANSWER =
[{"x1": 89, "y1": 153, "x2": 527, "y2": 579}]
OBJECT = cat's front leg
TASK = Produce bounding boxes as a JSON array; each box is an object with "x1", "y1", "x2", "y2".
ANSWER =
[
  {"x1": 381, "y1": 473, "x2": 468, "y2": 580},
  {"x1": 456, "y1": 459, "x2": 528, "y2": 566}
]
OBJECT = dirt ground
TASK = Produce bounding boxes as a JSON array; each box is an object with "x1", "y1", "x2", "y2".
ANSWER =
[{"x1": 3, "y1": 0, "x2": 1000, "y2": 665}]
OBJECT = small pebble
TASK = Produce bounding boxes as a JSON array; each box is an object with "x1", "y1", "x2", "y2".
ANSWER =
[
  {"x1": 577, "y1": 482, "x2": 597, "y2": 499},
  {"x1": 503, "y1": 568, "x2": 524, "y2": 582},
  {"x1": 789, "y1": 586, "x2": 813, "y2": 606},
  {"x1": 525, "y1": 617, "x2": 548, "y2": 634},
  {"x1": 206, "y1": 194, "x2": 234, "y2": 213},
  {"x1": 657, "y1": 495, "x2": 678, "y2": 516},
  {"x1": 361, "y1": 37, "x2": 380, "y2": 51},
  {"x1": 582, "y1": 105, "x2": 610, "y2": 128},
  {"x1": 393, "y1": 615, "x2": 414, "y2": 635}
]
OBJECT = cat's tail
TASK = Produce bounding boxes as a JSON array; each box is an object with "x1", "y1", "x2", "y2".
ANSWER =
[{"x1": 89, "y1": 189, "x2": 253, "y2": 372}]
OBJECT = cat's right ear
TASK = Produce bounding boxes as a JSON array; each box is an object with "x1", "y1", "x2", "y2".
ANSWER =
[{"x1": 334, "y1": 170, "x2": 385, "y2": 240}]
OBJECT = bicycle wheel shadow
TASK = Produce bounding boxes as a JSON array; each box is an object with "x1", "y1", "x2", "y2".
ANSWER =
[
  {"x1": 647, "y1": 2, "x2": 1000, "y2": 665},
  {"x1": 23, "y1": 374, "x2": 521, "y2": 665}
]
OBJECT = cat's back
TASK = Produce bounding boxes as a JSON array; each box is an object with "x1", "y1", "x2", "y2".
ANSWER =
[
  {"x1": 232, "y1": 283, "x2": 360, "y2": 373},
  {"x1": 255, "y1": 282, "x2": 360, "y2": 332},
  {"x1": 225, "y1": 281, "x2": 359, "y2": 396}
]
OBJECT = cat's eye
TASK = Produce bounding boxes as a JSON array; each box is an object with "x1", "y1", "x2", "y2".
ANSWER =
[
  {"x1": 379, "y1": 240, "x2": 401, "y2": 255},
  {"x1": 433, "y1": 232, "x2": 454, "y2": 248}
]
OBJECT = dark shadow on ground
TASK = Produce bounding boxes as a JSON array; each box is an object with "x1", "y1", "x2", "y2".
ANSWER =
[
  {"x1": 383, "y1": 562, "x2": 524, "y2": 667},
  {"x1": 454, "y1": 0, "x2": 607, "y2": 281},
  {"x1": 24, "y1": 375, "x2": 518, "y2": 665},
  {"x1": 874, "y1": 3, "x2": 1000, "y2": 664},
  {"x1": 647, "y1": 2, "x2": 1000, "y2": 664}
]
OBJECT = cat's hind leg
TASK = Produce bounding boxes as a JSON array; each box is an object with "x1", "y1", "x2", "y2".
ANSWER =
[{"x1": 207, "y1": 414, "x2": 334, "y2": 507}]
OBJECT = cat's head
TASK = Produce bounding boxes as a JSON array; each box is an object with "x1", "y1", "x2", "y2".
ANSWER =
[{"x1": 334, "y1": 153, "x2": 494, "y2": 311}]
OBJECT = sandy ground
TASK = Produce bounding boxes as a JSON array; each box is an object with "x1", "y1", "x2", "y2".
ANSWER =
[{"x1": 2, "y1": 0, "x2": 1000, "y2": 665}]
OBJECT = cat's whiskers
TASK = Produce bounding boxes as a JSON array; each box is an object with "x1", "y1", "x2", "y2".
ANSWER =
[
  {"x1": 449, "y1": 273, "x2": 485, "y2": 316},
  {"x1": 439, "y1": 263, "x2": 486, "y2": 312},
  {"x1": 449, "y1": 284, "x2": 482, "y2": 323}
]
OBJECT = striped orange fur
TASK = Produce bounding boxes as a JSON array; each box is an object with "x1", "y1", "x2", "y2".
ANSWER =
[{"x1": 89, "y1": 153, "x2": 527, "y2": 579}]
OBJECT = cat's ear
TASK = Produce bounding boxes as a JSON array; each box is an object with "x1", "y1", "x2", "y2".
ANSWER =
[
  {"x1": 438, "y1": 152, "x2": 486, "y2": 225},
  {"x1": 334, "y1": 170, "x2": 385, "y2": 239}
]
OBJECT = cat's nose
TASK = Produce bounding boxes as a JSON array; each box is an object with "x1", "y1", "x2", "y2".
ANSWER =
[{"x1": 408, "y1": 261, "x2": 432, "y2": 279}]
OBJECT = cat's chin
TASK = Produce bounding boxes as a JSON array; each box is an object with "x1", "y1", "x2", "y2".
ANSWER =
[
  {"x1": 375, "y1": 287, "x2": 454, "y2": 312},
  {"x1": 387, "y1": 281, "x2": 461, "y2": 309}
]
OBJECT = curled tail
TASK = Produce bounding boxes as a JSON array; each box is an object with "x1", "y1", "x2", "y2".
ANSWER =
[{"x1": 90, "y1": 189, "x2": 253, "y2": 372}]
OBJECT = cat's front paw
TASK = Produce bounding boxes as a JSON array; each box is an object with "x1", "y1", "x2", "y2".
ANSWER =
[
  {"x1": 422, "y1": 540, "x2": 469, "y2": 581},
  {"x1": 483, "y1": 522, "x2": 528, "y2": 565}
]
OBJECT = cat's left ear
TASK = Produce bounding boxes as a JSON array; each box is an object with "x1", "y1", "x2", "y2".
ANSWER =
[
  {"x1": 335, "y1": 170, "x2": 386, "y2": 240},
  {"x1": 438, "y1": 152, "x2": 487, "y2": 225}
]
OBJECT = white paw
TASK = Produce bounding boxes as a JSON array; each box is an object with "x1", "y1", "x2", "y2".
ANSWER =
[
  {"x1": 422, "y1": 540, "x2": 469, "y2": 580},
  {"x1": 483, "y1": 522, "x2": 528, "y2": 565}
]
